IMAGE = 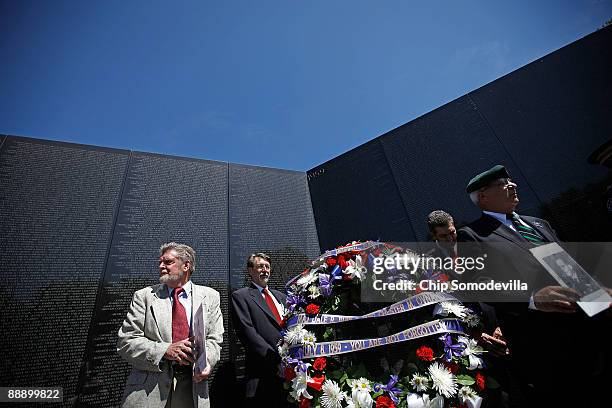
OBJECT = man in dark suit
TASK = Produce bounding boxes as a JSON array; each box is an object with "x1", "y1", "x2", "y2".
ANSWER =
[
  {"x1": 230, "y1": 253, "x2": 287, "y2": 407},
  {"x1": 458, "y1": 165, "x2": 607, "y2": 407}
]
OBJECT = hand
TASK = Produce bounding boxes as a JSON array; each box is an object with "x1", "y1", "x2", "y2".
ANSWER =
[
  {"x1": 534, "y1": 286, "x2": 580, "y2": 313},
  {"x1": 481, "y1": 327, "x2": 510, "y2": 357},
  {"x1": 164, "y1": 339, "x2": 194, "y2": 366},
  {"x1": 193, "y1": 365, "x2": 211, "y2": 383}
]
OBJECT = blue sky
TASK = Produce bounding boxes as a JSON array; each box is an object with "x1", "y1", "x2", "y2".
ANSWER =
[{"x1": 1, "y1": 0, "x2": 610, "y2": 170}]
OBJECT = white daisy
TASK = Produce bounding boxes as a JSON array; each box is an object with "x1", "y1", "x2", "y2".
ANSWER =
[
  {"x1": 347, "y1": 377, "x2": 373, "y2": 408},
  {"x1": 409, "y1": 374, "x2": 430, "y2": 392},
  {"x1": 320, "y1": 379, "x2": 346, "y2": 408},
  {"x1": 344, "y1": 255, "x2": 367, "y2": 280},
  {"x1": 284, "y1": 324, "x2": 308, "y2": 345},
  {"x1": 302, "y1": 330, "x2": 317, "y2": 346},
  {"x1": 290, "y1": 370, "x2": 313, "y2": 401},
  {"x1": 297, "y1": 269, "x2": 319, "y2": 287},
  {"x1": 458, "y1": 336, "x2": 485, "y2": 370},
  {"x1": 428, "y1": 362, "x2": 458, "y2": 398},
  {"x1": 458, "y1": 386, "x2": 478, "y2": 403},
  {"x1": 434, "y1": 302, "x2": 468, "y2": 318},
  {"x1": 308, "y1": 285, "x2": 321, "y2": 299}
]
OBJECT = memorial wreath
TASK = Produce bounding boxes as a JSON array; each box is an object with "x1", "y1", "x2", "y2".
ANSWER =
[{"x1": 279, "y1": 241, "x2": 498, "y2": 408}]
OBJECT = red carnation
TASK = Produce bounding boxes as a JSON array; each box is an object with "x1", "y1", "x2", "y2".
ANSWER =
[
  {"x1": 307, "y1": 374, "x2": 325, "y2": 391},
  {"x1": 437, "y1": 273, "x2": 449, "y2": 282},
  {"x1": 299, "y1": 396, "x2": 311, "y2": 408},
  {"x1": 338, "y1": 255, "x2": 349, "y2": 270},
  {"x1": 444, "y1": 361, "x2": 459, "y2": 374},
  {"x1": 283, "y1": 366, "x2": 296, "y2": 381},
  {"x1": 326, "y1": 257, "x2": 337, "y2": 267},
  {"x1": 416, "y1": 346, "x2": 434, "y2": 361},
  {"x1": 305, "y1": 304, "x2": 320, "y2": 315},
  {"x1": 375, "y1": 395, "x2": 396, "y2": 408},
  {"x1": 313, "y1": 357, "x2": 327, "y2": 371},
  {"x1": 475, "y1": 372, "x2": 486, "y2": 391}
]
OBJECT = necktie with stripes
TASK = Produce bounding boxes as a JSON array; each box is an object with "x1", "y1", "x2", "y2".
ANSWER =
[{"x1": 507, "y1": 213, "x2": 545, "y2": 244}]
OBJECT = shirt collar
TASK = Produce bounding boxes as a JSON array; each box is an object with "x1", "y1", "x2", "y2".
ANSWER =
[
  {"x1": 251, "y1": 282, "x2": 268, "y2": 293},
  {"x1": 166, "y1": 280, "x2": 192, "y2": 297},
  {"x1": 483, "y1": 210, "x2": 515, "y2": 226}
]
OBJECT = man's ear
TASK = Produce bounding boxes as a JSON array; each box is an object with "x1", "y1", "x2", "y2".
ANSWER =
[{"x1": 478, "y1": 191, "x2": 486, "y2": 204}]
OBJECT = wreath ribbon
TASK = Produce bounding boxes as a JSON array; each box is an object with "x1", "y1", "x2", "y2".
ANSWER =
[
  {"x1": 290, "y1": 318, "x2": 465, "y2": 359},
  {"x1": 286, "y1": 291, "x2": 458, "y2": 328}
]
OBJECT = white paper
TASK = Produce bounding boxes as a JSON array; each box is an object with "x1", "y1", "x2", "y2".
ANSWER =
[
  {"x1": 529, "y1": 242, "x2": 611, "y2": 317},
  {"x1": 192, "y1": 303, "x2": 207, "y2": 373}
]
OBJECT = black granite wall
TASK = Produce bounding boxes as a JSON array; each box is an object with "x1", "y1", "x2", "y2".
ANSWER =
[
  {"x1": 0, "y1": 136, "x2": 320, "y2": 407},
  {"x1": 309, "y1": 26, "x2": 612, "y2": 248}
]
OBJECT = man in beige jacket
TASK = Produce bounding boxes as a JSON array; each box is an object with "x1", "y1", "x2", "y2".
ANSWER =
[{"x1": 118, "y1": 242, "x2": 224, "y2": 408}]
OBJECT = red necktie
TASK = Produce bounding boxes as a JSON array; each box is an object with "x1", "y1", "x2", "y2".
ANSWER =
[
  {"x1": 172, "y1": 288, "x2": 189, "y2": 343},
  {"x1": 263, "y1": 288, "x2": 282, "y2": 324}
]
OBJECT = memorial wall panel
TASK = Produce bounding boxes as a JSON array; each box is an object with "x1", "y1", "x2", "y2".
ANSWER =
[
  {"x1": 308, "y1": 27, "x2": 612, "y2": 244},
  {"x1": 0, "y1": 136, "x2": 129, "y2": 406},
  {"x1": 228, "y1": 164, "x2": 320, "y2": 290},
  {"x1": 227, "y1": 164, "x2": 320, "y2": 392},
  {"x1": 77, "y1": 152, "x2": 229, "y2": 407},
  {"x1": 379, "y1": 96, "x2": 540, "y2": 240},
  {"x1": 469, "y1": 27, "x2": 612, "y2": 240},
  {"x1": 308, "y1": 139, "x2": 414, "y2": 250}
]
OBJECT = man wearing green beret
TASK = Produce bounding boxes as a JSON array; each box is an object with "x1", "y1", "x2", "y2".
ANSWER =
[{"x1": 457, "y1": 164, "x2": 605, "y2": 407}]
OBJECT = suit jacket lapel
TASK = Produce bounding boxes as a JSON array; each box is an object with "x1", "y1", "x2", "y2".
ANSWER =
[
  {"x1": 191, "y1": 284, "x2": 207, "y2": 322},
  {"x1": 522, "y1": 217, "x2": 556, "y2": 242},
  {"x1": 249, "y1": 285, "x2": 281, "y2": 328},
  {"x1": 151, "y1": 285, "x2": 172, "y2": 342},
  {"x1": 480, "y1": 214, "x2": 533, "y2": 251}
]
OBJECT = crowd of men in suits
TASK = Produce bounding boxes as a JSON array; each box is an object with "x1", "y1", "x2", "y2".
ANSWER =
[{"x1": 115, "y1": 164, "x2": 609, "y2": 408}]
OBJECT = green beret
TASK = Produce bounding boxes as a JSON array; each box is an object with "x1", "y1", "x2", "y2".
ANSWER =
[{"x1": 466, "y1": 165, "x2": 510, "y2": 193}]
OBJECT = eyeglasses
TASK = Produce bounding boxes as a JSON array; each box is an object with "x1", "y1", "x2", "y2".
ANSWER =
[{"x1": 487, "y1": 178, "x2": 515, "y2": 189}]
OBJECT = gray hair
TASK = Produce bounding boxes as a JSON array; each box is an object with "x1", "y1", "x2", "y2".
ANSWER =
[
  {"x1": 469, "y1": 190, "x2": 481, "y2": 206},
  {"x1": 469, "y1": 179, "x2": 508, "y2": 206},
  {"x1": 160, "y1": 242, "x2": 196, "y2": 274},
  {"x1": 426, "y1": 210, "x2": 454, "y2": 233}
]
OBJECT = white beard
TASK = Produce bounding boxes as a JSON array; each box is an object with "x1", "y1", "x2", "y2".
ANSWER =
[{"x1": 159, "y1": 270, "x2": 185, "y2": 284}]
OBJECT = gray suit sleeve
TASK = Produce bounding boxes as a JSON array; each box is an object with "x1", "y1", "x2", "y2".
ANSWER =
[
  {"x1": 117, "y1": 290, "x2": 169, "y2": 372},
  {"x1": 204, "y1": 288, "x2": 224, "y2": 369}
]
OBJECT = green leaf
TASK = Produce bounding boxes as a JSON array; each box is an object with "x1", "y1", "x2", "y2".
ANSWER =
[
  {"x1": 322, "y1": 327, "x2": 334, "y2": 340},
  {"x1": 327, "y1": 369, "x2": 343, "y2": 380},
  {"x1": 372, "y1": 389, "x2": 384, "y2": 397},
  {"x1": 347, "y1": 362, "x2": 368, "y2": 378},
  {"x1": 339, "y1": 373, "x2": 348, "y2": 385},
  {"x1": 456, "y1": 374, "x2": 475, "y2": 386}
]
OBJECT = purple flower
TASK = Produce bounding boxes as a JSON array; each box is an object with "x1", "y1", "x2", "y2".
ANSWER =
[
  {"x1": 374, "y1": 375, "x2": 401, "y2": 404},
  {"x1": 319, "y1": 274, "x2": 333, "y2": 296},
  {"x1": 440, "y1": 333, "x2": 465, "y2": 362},
  {"x1": 286, "y1": 294, "x2": 302, "y2": 312}
]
